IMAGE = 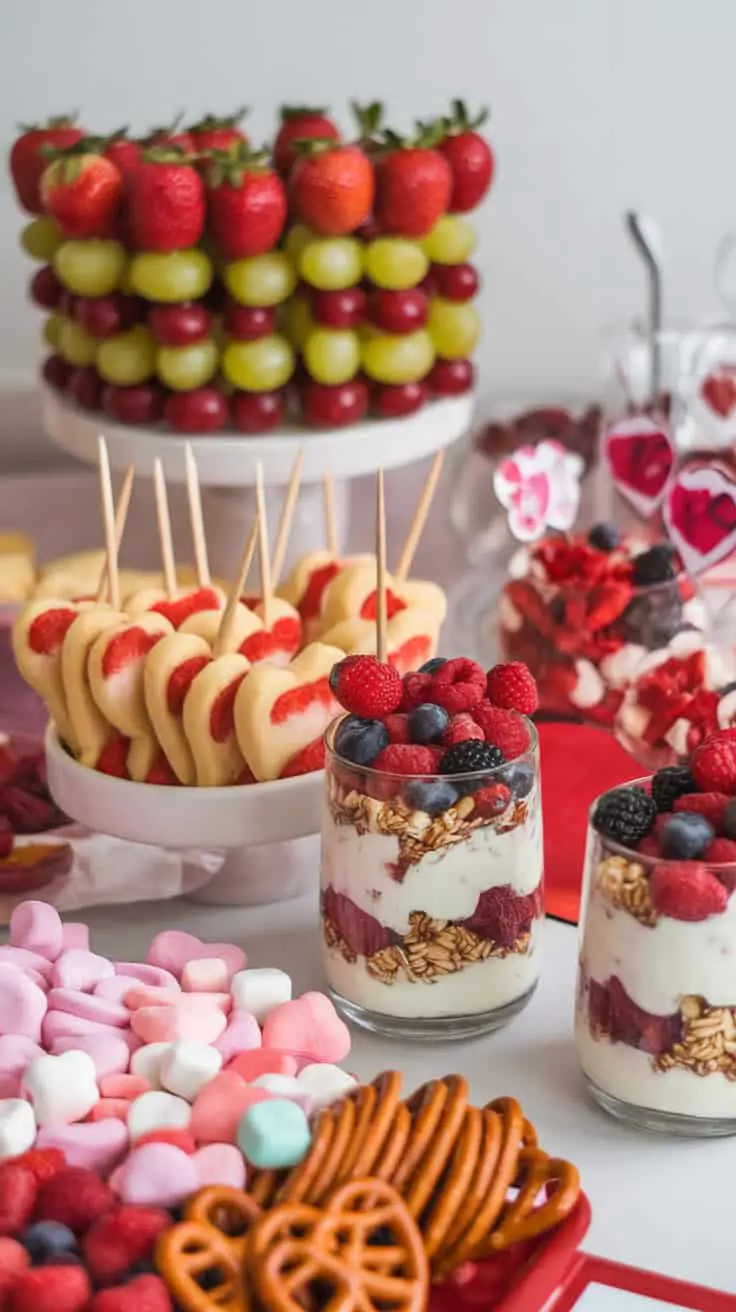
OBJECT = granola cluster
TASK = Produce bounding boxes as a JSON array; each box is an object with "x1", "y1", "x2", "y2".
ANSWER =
[
  {"x1": 657, "y1": 995, "x2": 736, "y2": 1081},
  {"x1": 595, "y1": 854, "x2": 657, "y2": 927}
]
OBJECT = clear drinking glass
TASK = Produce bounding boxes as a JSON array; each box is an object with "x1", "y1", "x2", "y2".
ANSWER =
[{"x1": 320, "y1": 716, "x2": 543, "y2": 1040}]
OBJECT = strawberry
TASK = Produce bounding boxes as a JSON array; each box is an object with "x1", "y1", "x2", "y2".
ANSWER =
[
  {"x1": 143, "y1": 116, "x2": 194, "y2": 153},
  {"x1": 189, "y1": 108, "x2": 249, "y2": 153},
  {"x1": 290, "y1": 142, "x2": 374, "y2": 237},
  {"x1": 437, "y1": 100, "x2": 495, "y2": 212},
  {"x1": 9, "y1": 115, "x2": 85, "y2": 214},
  {"x1": 40, "y1": 140, "x2": 123, "y2": 239},
  {"x1": 9, "y1": 1264, "x2": 91, "y2": 1312},
  {"x1": 351, "y1": 101, "x2": 385, "y2": 154},
  {"x1": 36, "y1": 1165, "x2": 115, "y2": 1233},
  {"x1": 87, "y1": 1273, "x2": 174, "y2": 1311},
  {"x1": 274, "y1": 105, "x2": 340, "y2": 175},
  {"x1": 650, "y1": 862, "x2": 728, "y2": 921},
  {"x1": 373, "y1": 128, "x2": 452, "y2": 238},
  {"x1": 207, "y1": 146, "x2": 286, "y2": 258},
  {"x1": 82, "y1": 1205, "x2": 171, "y2": 1286},
  {"x1": 127, "y1": 150, "x2": 205, "y2": 252},
  {"x1": 103, "y1": 130, "x2": 142, "y2": 181},
  {"x1": 0, "y1": 1162, "x2": 36, "y2": 1236}
]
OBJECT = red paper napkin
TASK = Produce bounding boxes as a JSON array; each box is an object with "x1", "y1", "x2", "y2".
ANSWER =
[{"x1": 538, "y1": 721, "x2": 641, "y2": 923}]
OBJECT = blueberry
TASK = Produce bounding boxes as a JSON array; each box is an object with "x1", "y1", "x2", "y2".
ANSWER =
[
  {"x1": 405, "y1": 779, "x2": 459, "y2": 816},
  {"x1": 724, "y1": 798, "x2": 736, "y2": 840},
  {"x1": 39, "y1": 1253, "x2": 83, "y2": 1267},
  {"x1": 408, "y1": 702, "x2": 449, "y2": 744},
  {"x1": 334, "y1": 715, "x2": 389, "y2": 766},
  {"x1": 502, "y1": 762, "x2": 535, "y2": 799},
  {"x1": 720, "y1": 681, "x2": 736, "y2": 697},
  {"x1": 588, "y1": 522, "x2": 620, "y2": 551},
  {"x1": 23, "y1": 1220, "x2": 78, "y2": 1261},
  {"x1": 660, "y1": 811, "x2": 714, "y2": 859},
  {"x1": 329, "y1": 660, "x2": 343, "y2": 695},
  {"x1": 632, "y1": 544, "x2": 678, "y2": 587},
  {"x1": 418, "y1": 657, "x2": 447, "y2": 674}
]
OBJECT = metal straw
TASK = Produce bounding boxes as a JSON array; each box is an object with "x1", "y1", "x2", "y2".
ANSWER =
[{"x1": 625, "y1": 211, "x2": 664, "y2": 408}]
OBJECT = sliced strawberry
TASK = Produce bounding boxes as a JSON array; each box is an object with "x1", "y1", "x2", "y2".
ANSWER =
[
  {"x1": 642, "y1": 694, "x2": 691, "y2": 746},
  {"x1": 145, "y1": 752, "x2": 179, "y2": 785},
  {"x1": 240, "y1": 616, "x2": 302, "y2": 664},
  {"x1": 95, "y1": 733, "x2": 130, "y2": 778},
  {"x1": 586, "y1": 580, "x2": 632, "y2": 631}
]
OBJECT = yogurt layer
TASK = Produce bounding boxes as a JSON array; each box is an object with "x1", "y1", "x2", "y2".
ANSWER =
[{"x1": 575, "y1": 1021, "x2": 736, "y2": 1118}]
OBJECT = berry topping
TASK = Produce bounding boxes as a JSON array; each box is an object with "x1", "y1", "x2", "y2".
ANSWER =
[
  {"x1": 473, "y1": 782, "x2": 512, "y2": 817},
  {"x1": 333, "y1": 715, "x2": 389, "y2": 766},
  {"x1": 21, "y1": 1220, "x2": 78, "y2": 1262},
  {"x1": 407, "y1": 702, "x2": 449, "y2": 744},
  {"x1": 425, "y1": 656, "x2": 486, "y2": 714},
  {"x1": 7, "y1": 1263, "x2": 91, "y2": 1312},
  {"x1": 502, "y1": 761, "x2": 535, "y2": 798},
  {"x1": 588, "y1": 522, "x2": 620, "y2": 551},
  {"x1": 650, "y1": 862, "x2": 728, "y2": 921},
  {"x1": 372, "y1": 744, "x2": 438, "y2": 775},
  {"x1": 486, "y1": 661, "x2": 538, "y2": 715},
  {"x1": 691, "y1": 731, "x2": 736, "y2": 795},
  {"x1": 36, "y1": 1166, "x2": 115, "y2": 1235},
  {"x1": 400, "y1": 671, "x2": 433, "y2": 710},
  {"x1": 592, "y1": 785, "x2": 656, "y2": 847},
  {"x1": 0, "y1": 1162, "x2": 37, "y2": 1236},
  {"x1": 724, "y1": 797, "x2": 736, "y2": 839},
  {"x1": 651, "y1": 765, "x2": 696, "y2": 812},
  {"x1": 473, "y1": 702, "x2": 530, "y2": 758},
  {"x1": 439, "y1": 739, "x2": 505, "y2": 782},
  {"x1": 12, "y1": 1148, "x2": 66, "y2": 1184},
  {"x1": 631, "y1": 543, "x2": 678, "y2": 586},
  {"x1": 81, "y1": 1205, "x2": 171, "y2": 1286},
  {"x1": 87, "y1": 1273, "x2": 173, "y2": 1311},
  {"x1": 672, "y1": 792, "x2": 728, "y2": 830},
  {"x1": 659, "y1": 812, "x2": 715, "y2": 860},
  {"x1": 404, "y1": 778, "x2": 459, "y2": 816},
  {"x1": 703, "y1": 837, "x2": 736, "y2": 869},
  {"x1": 332, "y1": 654, "x2": 403, "y2": 717},
  {"x1": 384, "y1": 712, "x2": 410, "y2": 743},
  {"x1": 442, "y1": 712, "x2": 484, "y2": 747},
  {"x1": 418, "y1": 656, "x2": 447, "y2": 674}
]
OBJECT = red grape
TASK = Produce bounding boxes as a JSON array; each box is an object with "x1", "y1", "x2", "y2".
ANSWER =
[
  {"x1": 165, "y1": 388, "x2": 229, "y2": 433},
  {"x1": 372, "y1": 380, "x2": 429, "y2": 418},
  {"x1": 223, "y1": 301, "x2": 277, "y2": 341},
  {"x1": 428, "y1": 357, "x2": 475, "y2": 395},
  {"x1": 30, "y1": 265, "x2": 63, "y2": 311},
  {"x1": 41, "y1": 354, "x2": 72, "y2": 392},
  {"x1": 103, "y1": 382, "x2": 165, "y2": 425},
  {"x1": 302, "y1": 378, "x2": 369, "y2": 428},
  {"x1": 75, "y1": 293, "x2": 141, "y2": 339},
  {"x1": 149, "y1": 301, "x2": 213, "y2": 346},
  {"x1": 431, "y1": 262, "x2": 479, "y2": 302},
  {"x1": 57, "y1": 290, "x2": 78, "y2": 319},
  {"x1": 67, "y1": 367, "x2": 104, "y2": 412},
  {"x1": 310, "y1": 287, "x2": 366, "y2": 328},
  {"x1": 232, "y1": 389, "x2": 285, "y2": 433},
  {"x1": 366, "y1": 288, "x2": 428, "y2": 334},
  {"x1": 417, "y1": 269, "x2": 439, "y2": 298}
]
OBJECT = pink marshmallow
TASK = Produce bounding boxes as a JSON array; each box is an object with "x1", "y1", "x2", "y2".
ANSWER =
[
  {"x1": 50, "y1": 1032, "x2": 130, "y2": 1080},
  {"x1": 47, "y1": 988, "x2": 130, "y2": 1028},
  {"x1": 146, "y1": 931, "x2": 245, "y2": 983},
  {"x1": 117, "y1": 1142, "x2": 198, "y2": 1207},
  {"x1": 0, "y1": 946, "x2": 53, "y2": 979},
  {"x1": 181, "y1": 958, "x2": 230, "y2": 993},
  {"x1": 0, "y1": 964, "x2": 47, "y2": 1041},
  {"x1": 214, "y1": 1011, "x2": 262, "y2": 1064},
  {"x1": 94, "y1": 975, "x2": 144, "y2": 1004},
  {"x1": 227, "y1": 1049, "x2": 298, "y2": 1082},
  {"x1": 52, "y1": 949, "x2": 114, "y2": 992},
  {"x1": 194, "y1": 1142, "x2": 247, "y2": 1189},
  {"x1": 132, "y1": 1000, "x2": 227, "y2": 1046},
  {"x1": 190, "y1": 1071, "x2": 270, "y2": 1145},
  {"x1": 37, "y1": 1119, "x2": 129, "y2": 1174},
  {"x1": 9, "y1": 901, "x2": 63, "y2": 961},
  {"x1": 124, "y1": 985, "x2": 182, "y2": 1011},
  {"x1": 89, "y1": 1098, "x2": 130, "y2": 1123},
  {"x1": 115, "y1": 961, "x2": 180, "y2": 991},
  {"x1": 100, "y1": 1074, "x2": 151, "y2": 1100},
  {"x1": 0, "y1": 1034, "x2": 43, "y2": 1099},
  {"x1": 42, "y1": 1009, "x2": 125, "y2": 1046},
  {"x1": 61, "y1": 922, "x2": 90, "y2": 951}
]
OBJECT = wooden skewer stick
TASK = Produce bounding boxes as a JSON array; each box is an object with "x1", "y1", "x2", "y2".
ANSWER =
[
  {"x1": 213, "y1": 513, "x2": 259, "y2": 658},
  {"x1": 375, "y1": 467, "x2": 388, "y2": 664},
  {"x1": 97, "y1": 436, "x2": 121, "y2": 612},
  {"x1": 95, "y1": 463, "x2": 134, "y2": 605},
  {"x1": 255, "y1": 462, "x2": 273, "y2": 630},
  {"x1": 394, "y1": 450, "x2": 445, "y2": 582},
  {"x1": 323, "y1": 469, "x2": 339, "y2": 558},
  {"x1": 270, "y1": 448, "x2": 304, "y2": 589},
  {"x1": 184, "y1": 444, "x2": 210, "y2": 588},
  {"x1": 153, "y1": 458, "x2": 177, "y2": 600}
]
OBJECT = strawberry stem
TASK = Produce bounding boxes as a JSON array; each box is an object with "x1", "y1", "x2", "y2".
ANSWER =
[
  {"x1": 280, "y1": 105, "x2": 329, "y2": 121},
  {"x1": 190, "y1": 108, "x2": 249, "y2": 132}
]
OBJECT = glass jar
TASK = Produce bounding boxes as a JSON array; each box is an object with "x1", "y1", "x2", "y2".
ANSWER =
[
  {"x1": 320, "y1": 716, "x2": 543, "y2": 1040},
  {"x1": 575, "y1": 784, "x2": 736, "y2": 1136}
]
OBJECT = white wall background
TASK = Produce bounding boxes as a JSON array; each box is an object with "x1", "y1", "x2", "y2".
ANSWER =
[{"x1": 0, "y1": 0, "x2": 734, "y2": 466}]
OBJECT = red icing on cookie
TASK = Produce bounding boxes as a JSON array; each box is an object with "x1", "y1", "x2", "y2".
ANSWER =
[
  {"x1": 360, "y1": 590, "x2": 407, "y2": 620},
  {"x1": 280, "y1": 735, "x2": 326, "y2": 777},
  {"x1": 209, "y1": 672, "x2": 248, "y2": 743},
  {"x1": 166, "y1": 655, "x2": 211, "y2": 715},
  {"x1": 299, "y1": 561, "x2": 340, "y2": 621},
  {"x1": 271, "y1": 676, "x2": 335, "y2": 725},
  {"x1": 101, "y1": 627, "x2": 162, "y2": 678},
  {"x1": 146, "y1": 752, "x2": 180, "y2": 785},
  {"x1": 151, "y1": 587, "x2": 222, "y2": 629},
  {"x1": 28, "y1": 607, "x2": 78, "y2": 655},
  {"x1": 389, "y1": 635, "x2": 432, "y2": 671},
  {"x1": 95, "y1": 733, "x2": 130, "y2": 778},
  {"x1": 240, "y1": 616, "x2": 302, "y2": 664}
]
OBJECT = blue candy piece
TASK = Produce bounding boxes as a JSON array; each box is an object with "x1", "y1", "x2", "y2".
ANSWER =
[
  {"x1": 237, "y1": 1097, "x2": 311, "y2": 1170},
  {"x1": 405, "y1": 779, "x2": 459, "y2": 816},
  {"x1": 22, "y1": 1220, "x2": 77, "y2": 1262},
  {"x1": 660, "y1": 812, "x2": 714, "y2": 860},
  {"x1": 334, "y1": 715, "x2": 389, "y2": 766},
  {"x1": 408, "y1": 703, "x2": 449, "y2": 745}
]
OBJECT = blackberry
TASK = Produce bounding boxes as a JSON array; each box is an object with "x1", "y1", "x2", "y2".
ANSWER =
[
  {"x1": 588, "y1": 522, "x2": 620, "y2": 552},
  {"x1": 592, "y1": 785, "x2": 656, "y2": 847},
  {"x1": 440, "y1": 740, "x2": 505, "y2": 775},
  {"x1": 651, "y1": 765, "x2": 695, "y2": 812},
  {"x1": 631, "y1": 544, "x2": 677, "y2": 587}
]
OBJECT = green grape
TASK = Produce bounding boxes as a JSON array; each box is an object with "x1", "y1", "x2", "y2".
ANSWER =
[
  {"x1": 157, "y1": 338, "x2": 219, "y2": 391},
  {"x1": 284, "y1": 223, "x2": 316, "y2": 263},
  {"x1": 283, "y1": 294, "x2": 314, "y2": 352},
  {"x1": 59, "y1": 319, "x2": 98, "y2": 367},
  {"x1": 304, "y1": 327, "x2": 360, "y2": 385},
  {"x1": 222, "y1": 333, "x2": 295, "y2": 391},
  {"x1": 363, "y1": 238, "x2": 428, "y2": 291},
  {"x1": 43, "y1": 313, "x2": 67, "y2": 350},
  {"x1": 361, "y1": 328, "x2": 435, "y2": 385},
  {"x1": 97, "y1": 325, "x2": 157, "y2": 386},
  {"x1": 54, "y1": 240, "x2": 126, "y2": 297},
  {"x1": 299, "y1": 237, "x2": 363, "y2": 291},
  {"x1": 21, "y1": 216, "x2": 63, "y2": 262},
  {"x1": 428, "y1": 298, "x2": 481, "y2": 359},
  {"x1": 130, "y1": 250, "x2": 213, "y2": 303},
  {"x1": 422, "y1": 216, "x2": 476, "y2": 265},
  {"x1": 224, "y1": 253, "x2": 296, "y2": 307}
]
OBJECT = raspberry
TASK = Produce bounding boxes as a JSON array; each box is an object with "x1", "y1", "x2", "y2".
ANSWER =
[
  {"x1": 691, "y1": 733, "x2": 736, "y2": 795},
  {"x1": 651, "y1": 765, "x2": 696, "y2": 812},
  {"x1": 87, "y1": 1274, "x2": 174, "y2": 1312},
  {"x1": 592, "y1": 786, "x2": 656, "y2": 848},
  {"x1": 486, "y1": 660, "x2": 538, "y2": 715},
  {"x1": 426, "y1": 657, "x2": 486, "y2": 715},
  {"x1": 36, "y1": 1167, "x2": 115, "y2": 1235},
  {"x1": 384, "y1": 713, "x2": 410, "y2": 743},
  {"x1": 0, "y1": 1163, "x2": 36, "y2": 1237},
  {"x1": 372, "y1": 744, "x2": 438, "y2": 776},
  {"x1": 473, "y1": 783, "x2": 512, "y2": 818},
  {"x1": 704, "y1": 837, "x2": 736, "y2": 877},
  {"x1": 650, "y1": 862, "x2": 728, "y2": 921},
  {"x1": 442, "y1": 713, "x2": 483, "y2": 747},
  {"x1": 11, "y1": 1148, "x2": 66, "y2": 1184},
  {"x1": 473, "y1": 703, "x2": 530, "y2": 758},
  {"x1": 439, "y1": 740, "x2": 505, "y2": 776},
  {"x1": 0, "y1": 1237, "x2": 29, "y2": 1299},
  {"x1": 81, "y1": 1205, "x2": 171, "y2": 1287},
  {"x1": 673, "y1": 792, "x2": 728, "y2": 831},
  {"x1": 636, "y1": 834, "x2": 662, "y2": 858},
  {"x1": 463, "y1": 884, "x2": 540, "y2": 948},
  {"x1": 8, "y1": 1265, "x2": 91, "y2": 1312},
  {"x1": 400, "y1": 672, "x2": 433, "y2": 711},
  {"x1": 332, "y1": 655, "x2": 402, "y2": 717}
]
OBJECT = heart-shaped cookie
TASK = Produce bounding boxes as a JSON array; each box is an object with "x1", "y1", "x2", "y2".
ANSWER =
[
  {"x1": 60, "y1": 606, "x2": 128, "y2": 768},
  {"x1": 12, "y1": 598, "x2": 92, "y2": 752},
  {"x1": 234, "y1": 642, "x2": 343, "y2": 781},
  {"x1": 321, "y1": 610, "x2": 441, "y2": 677},
  {"x1": 664, "y1": 461, "x2": 736, "y2": 575},
  {"x1": 182, "y1": 652, "x2": 251, "y2": 786},
  {"x1": 143, "y1": 632, "x2": 212, "y2": 785},
  {"x1": 604, "y1": 415, "x2": 674, "y2": 517},
  {"x1": 88, "y1": 612, "x2": 174, "y2": 780}
]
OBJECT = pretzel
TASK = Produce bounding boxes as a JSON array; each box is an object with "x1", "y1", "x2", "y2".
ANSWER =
[
  {"x1": 247, "y1": 1177, "x2": 428, "y2": 1312},
  {"x1": 341, "y1": 1070, "x2": 403, "y2": 1181},
  {"x1": 421, "y1": 1105, "x2": 483, "y2": 1259},
  {"x1": 404, "y1": 1075, "x2": 468, "y2": 1219},
  {"x1": 484, "y1": 1147, "x2": 581, "y2": 1253},
  {"x1": 156, "y1": 1186, "x2": 262, "y2": 1312},
  {"x1": 391, "y1": 1078, "x2": 449, "y2": 1191},
  {"x1": 332, "y1": 1082, "x2": 377, "y2": 1186},
  {"x1": 454, "y1": 1095, "x2": 526, "y2": 1263},
  {"x1": 374, "y1": 1102, "x2": 413, "y2": 1183},
  {"x1": 309, "y1": 1093, "x2": 357, "y2": 1204},
  {"x1": 274, "y1": 1107, "x2": 336, "y2": 1204},
  {"x1": 434, "y1": 1107, "x2": 503, "y2": 1274}
]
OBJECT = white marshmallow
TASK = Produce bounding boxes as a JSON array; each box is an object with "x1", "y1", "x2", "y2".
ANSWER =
[
  {"x1": 251, "y1": 1073, "x2": 313, "y2": 1113},
  {"x1": 664, "y1": 717, "x2": 691, "y2": 756},
  {"x1": 230, "y1": 968, "x2": 292, "y2": 1023},
  {"x1": 498, "y1": 593, "x2": 523, "y2": 634},
  {"x1": 508, "y1": 547, "x2": 530, "y2": 580},
  {"x1": 617, "y1": 696, "x2": 651, "y2": 741},
  {"x1": 682, "y1": 598, "x2": 707, "y2": 630},
  {"x1": 296, "y1": 1063, "x2": 358, "y2": 1110},
  {"x1": 599, "y1": 643, "x2": 646, "y2": 688},
  {"x1": 718, "y1": 690, "x2": 736, "y2": 729},
  {"x1": 160, "y1": 1041, "x2": 222, "y2": 1103},
  {"x1": 569, "y1": 659, "x2": 605, "y2": 710},
  {"x1": 128, "y1": 1089, "x2": 192, "y2": 1142},
  {"x1": 23, "y1": 1050, "x2": 99, "y2": 1127},
  {"x1": 669, "y1": 631, "x2": 708, "y2": 658},
  {"x1": 0, "y1": 1097, "x2": 36, "y2": 1158},
  {"x1": 130, "y1": 1042, "x2": 173, "y2": 1091}
]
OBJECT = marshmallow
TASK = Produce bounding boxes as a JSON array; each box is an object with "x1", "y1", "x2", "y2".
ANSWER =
[
  {"x1": 117, "y1": 1142, "x2": 198, "y2": 1207},
  {"x1": 0, "y1": 965, "x2": 47, "y2": 1041},
  {"x1": 50, "y1": 1033, "x2": 130, "y2": 1081},
  {"x1": 569, "y1": 659, "x2": 605, "y2": 710},
  {"x1": 190, "y1": 1071, "x2": 270, "y2": 1145},
  {"x1": 130, "y1": 1043, "x2": 173, "y2": 1090},
  {"x1": 498, "y1": 593, "x2": 523, "y2": 634},
  {"x1": 51, "y1": 949, "x2": 114, "y2": 992},
  {"x1": 128, "y1": 1090, "x2": 192, "y2": 1143},
  {"x1": 115, "y1": 962, "x2": 181, "y2": 990},
  {"x1": 131, "y1": 999, "x2": 226, "y2": 1046},
  {"x1": 160, "y1": 1041, "x2": 222, "y2": 1102},
  {"x1": 36, "y1": 1119, "x2": 128, "y2": 1174},
  {"x1": 230, "y1": 968, "x2": 292, "y2": 1023},
  {"x1": 61, "y1": 923, "x2": 90, "y2": 952},
  {"x1": 181, "y1": 958, "x2": 230, "y2": 994},
  {"x1": 46, "y1": 988, "x2": 130, "y2": 1028},
  {"x1": 237, "y1": 1097, "x2": 310, "y2": 1169},
  {"x1": 214, "y1": 1010, "x2": 262, "y2": 1064},
  {"x1": 262, "y1": 993, "x2": 350, "y2": 1064},
  {"x1": 0, "y1": 1035, "x2": 43, "y2": 1099},
  {"x1": 9, "y1": 901, "x2": 63, "y2": 961},
  {"x1": 296, "y1": 1063, "x2": 358, "y2": 1110},
  {"x1": 0, "y1": 1097, "x2": 36, "y2": 1159},
  {"x1": 193, "y1": 1142, "x2": 246, "y2": 1190},
  {"x1": 0, "y1": 946, "x2": 53, "y2": 979},
  {"x1": 23, "y1": 1050, "x2": 99, "y2": 1126},
  {"x1": 251, "y1": 1074, "x2": 313, "y2": 1113}
]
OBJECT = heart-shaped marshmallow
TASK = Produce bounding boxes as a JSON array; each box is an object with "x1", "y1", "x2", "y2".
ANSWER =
[
  {"x1": 297, "y1": 1062, "x2": 358, "y2": 1110},
  {"x1": 36, "y1": 1118, "x2": 129, "y2": 1174},
  {"x1": 664, "y1": 461, "x2": 736, "y2": 575},
  {"x1": 234, "y1": 641, "x2": 344, "y2": 781},
  {"x1": 51, "y1": 949, "x2": 114, "y2": 992},
  {"x1": 0, "y1": 1035, "x2": 43, "y2": 1099},
  {"x1": 193, "y1": 1142, "x2": 246, "y2": 1189},
  {"x1": 214, "y1": 1010, "x2": 262, "y2": 1063},
  {"x1": 230, "y1": 968, "x2": 291, "y2": 1023},
  {"x1": 117, "y1": 1141, "x2": 199, "y2": 1207},
  {"x1": 23, "y1": 1049, "x2": 99, "y2": 1126},
  {"x1": 50, "y1": 1032, "x2": 131, "y2": 1080},
  {"x1": 189, "y1": 1070, "x2": 270, "y2": 1144},
  {"x1": 0, "y1": 965, "x2": 47, "y2": 1041},
  {"x1": 0, "y1": 1097, "x2": 36, "y2": 1159},
  {"x1": 262, "y1": 992, "x2": 350, "y2": 1064},
  {"x1": 146, "y1": 932, "x2": 245, "y2": 982},
  {"x1": 604, "y1": 416, "x2": 675, "y2": 518},
  {"x1": 9, "y1": 900, "x2": 63, "y2": 961}
]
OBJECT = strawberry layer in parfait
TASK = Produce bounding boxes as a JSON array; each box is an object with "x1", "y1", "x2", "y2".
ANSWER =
[
  {"x1": 320, "y1": 653, "x2": 543, "y2": 1040},
  {"x1": 499, "y1": 524, "x2": 707, "y2": 726},
  {"x1": 575, "y1": 729, "x2": 736, "y2": 1135}
]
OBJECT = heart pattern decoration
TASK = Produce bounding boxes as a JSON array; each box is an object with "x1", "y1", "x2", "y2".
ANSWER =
[
  {"x1": 493, "y1": 440, "x2": 583, "y2": 542},
  {"x1": 663, "y1": 462, "x2": 736, "y2": 576},
  {"x1": 603, "y1": 416, "x2": 675, "y2": 519}
]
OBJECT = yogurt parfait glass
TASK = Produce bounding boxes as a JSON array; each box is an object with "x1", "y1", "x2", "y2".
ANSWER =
[
  {"x1": 575, "y1": 782, "x2": 736, "y2": 1136},
  {"x1": 320, "y1": 716, "x2": 542, "y2": 1040}
]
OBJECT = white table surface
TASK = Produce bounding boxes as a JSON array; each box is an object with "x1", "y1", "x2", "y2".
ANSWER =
[{"x1": 9, "y1": 895, "x2": 729, "y2": 1295}]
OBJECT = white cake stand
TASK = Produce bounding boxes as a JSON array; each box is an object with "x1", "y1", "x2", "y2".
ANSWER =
[{"x1": 45, "y1": 725, "x2": 323, "y2": 906}]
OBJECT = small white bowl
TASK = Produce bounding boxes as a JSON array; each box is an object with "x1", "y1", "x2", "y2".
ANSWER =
[{"x1": 45, "y1": 725, "x2": 323, "y2": 850}]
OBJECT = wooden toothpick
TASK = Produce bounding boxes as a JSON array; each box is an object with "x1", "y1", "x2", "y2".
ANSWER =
[
  {"x1": 97, "y1": 437, "x2": 121, "y2": 612},
  {"x1": 375, "y1": 468, "x2": 387, "y2": 664},
  {"x1": 184, "y1": 444, "x2": 210, "y2": 588},
  {"x1": 255, "y1": 462, "x2": 273, "y2": 630},
  {"x1": 270, "y1": 448, "x2": 304, "y2": 589},
  {"x1": 96, "y1": 463, "x2": 134, "y2": 605},
  {"x1": 213, "y1": 513, "x2": 259, "y2": 658},
  {"x1": 323, "y1": 469, "x2": 339, "y2": 557},
  {"x1": 153, "y1": 458, "x2": 177, "y2": 600},
  {"x1": 394, "y1": 450, "x2": 444, "y2": 582}
]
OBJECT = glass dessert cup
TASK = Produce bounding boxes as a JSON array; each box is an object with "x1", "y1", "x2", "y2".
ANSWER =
[
  {"x1": 320, "y1": 717, "x2": 543, "y2": 1040},
  {"x1": 575, "y1": 790, "x2": 736, "y2": 1137}
]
